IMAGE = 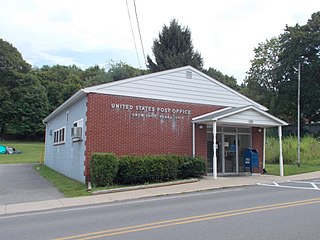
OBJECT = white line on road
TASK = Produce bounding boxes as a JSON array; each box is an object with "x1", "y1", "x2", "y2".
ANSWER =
[
  {"x1": 311, "y1": 183, "x2": 319, "y2": 190},
  {"x1": 257, "y1": 181, "x2": 320, "y2": 191},
  {"x1": 287, "y1": 180, "x2": 320, "y2": 185}
]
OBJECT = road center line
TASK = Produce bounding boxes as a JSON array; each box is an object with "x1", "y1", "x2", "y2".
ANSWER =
[{"x1": 54, "y1": 197, "x2": 320, "y2": 240}]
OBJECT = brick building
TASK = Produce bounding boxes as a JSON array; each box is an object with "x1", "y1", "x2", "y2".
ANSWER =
[{"x1": 43, "y1": 66, "x2": 287, "y2": 183}]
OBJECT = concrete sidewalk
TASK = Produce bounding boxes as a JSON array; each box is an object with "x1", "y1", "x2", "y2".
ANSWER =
[{"x1": 1, "y1": 171, "x2": 319, "y2": 216}]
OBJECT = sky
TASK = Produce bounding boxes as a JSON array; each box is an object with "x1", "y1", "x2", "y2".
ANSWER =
[{"x1": 1, "y1": 0, "x2": 319, "y2": 83}]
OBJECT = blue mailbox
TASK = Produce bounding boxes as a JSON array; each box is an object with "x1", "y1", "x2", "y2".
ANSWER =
[{"x1": 243, "y1": 148, "x2": 259, "y2": 173}]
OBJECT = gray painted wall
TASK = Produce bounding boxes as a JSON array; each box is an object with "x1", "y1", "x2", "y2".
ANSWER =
[{"x1": 44, "y1": 95, "x2": 87, "y2": 183}]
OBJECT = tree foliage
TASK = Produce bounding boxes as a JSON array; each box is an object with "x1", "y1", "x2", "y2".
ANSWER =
[
  {"x1": 244, "y1": 11, "x2": 320, "y2": 123},
  {"x1": 35, "y1": 65, "x2": 84, "y2": 113},
  {"x1": 147, "y1": 19, "x2": 203, "y2": 72},
  {"x1": 105, "y1": 61, "x2": 147, "y2": 82},
  {"x1": 243, "y1": 37, "x2": 281, "y2": 115},
  {"x1": 277, "y1": 12, "x2": 320, "y2": 122},
  {"x1": 8, "y1": 74, "x2": 49, "y2": 137},
  {"x1": 203, "y1": 67, "x2": 240, "y2": 91},
  {"x1": 0, "y1": 39, "x2": 44, "y2": 137}
]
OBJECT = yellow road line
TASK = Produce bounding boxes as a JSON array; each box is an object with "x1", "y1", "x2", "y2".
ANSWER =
[{"x1": 54, "y1": 197, "x2": 320, "y2": 240}]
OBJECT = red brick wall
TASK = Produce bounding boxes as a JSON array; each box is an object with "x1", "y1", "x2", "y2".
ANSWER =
[
  {"x1": 252, "y1": 127, "x2": 264, "y2": 173},
  {"x1": 84, "y1": 93, "x2": 222, "y2": 181}
]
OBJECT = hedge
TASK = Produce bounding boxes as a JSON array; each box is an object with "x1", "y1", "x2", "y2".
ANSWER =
[
  {"x1": 117, "y1": 155, "x2": 206, "y2": 185},
  {"x1": 90, "y1": 153, "x2": 119, "y2": 187},
  {"x1": 179, "y1": 156, "x2": 207, "y2": 178},
  {"x1": 90, "y1": 153, "x2": 206, "y2": 186}
]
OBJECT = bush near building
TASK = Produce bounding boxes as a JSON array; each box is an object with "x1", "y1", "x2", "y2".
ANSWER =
[
  {"x1": 90, "y1": 153, "x2": 119, "y2": 187},
  {"x1": 90, "y1": 153, "x2": 206, "y2": 187}
]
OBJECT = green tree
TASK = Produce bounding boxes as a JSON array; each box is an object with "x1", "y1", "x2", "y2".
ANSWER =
[
  {"x1": 82, "y1": 65, "x2": 108, "y2": 87},
  {"x1": 203, "y1": 67, "x2": 240, "y2": 90},
  {"x1": 0, "y1": 38, "x2": 31, "y2": 75},
  {"x1": 277, "y1": 12, "x2": 320, "y2": 122},
  {"x1": 105, "y1": 61, "x2": 147, "y2": 82},
  {"x1": 36, "y1": 65, "x2": 84, "y2": 113},
  {"x1": 83, "y1": 61, "x2": 147, "y2": 87},
  {"x1": 147, "y1": 19, "x2": 203, "y2": 72},
  {"x1": 243, "y1": 37, "x2": 281, "y2": 115},
  {"x1": 0, "y1": 39, "x2": 32, "y2": 136},
  {"x1": 8, "y1": 73, "x2": 49, "y2": 137}
]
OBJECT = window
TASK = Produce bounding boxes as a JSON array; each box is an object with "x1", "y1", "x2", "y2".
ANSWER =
[
  {"x1": 73, "y1": 119, "x2": 83, "y2": 128},
  {"x1": 53, "y1": 127, "x2": 66, "y2": 145}
]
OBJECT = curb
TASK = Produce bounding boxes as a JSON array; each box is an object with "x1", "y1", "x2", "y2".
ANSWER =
[{"x1": 91, "y1": 178, "x2": 199, "y2": 195}]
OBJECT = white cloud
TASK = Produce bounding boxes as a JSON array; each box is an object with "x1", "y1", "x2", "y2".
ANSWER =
[{"x1": 1, "y1": 0, "x2": 319, "y2": 82}]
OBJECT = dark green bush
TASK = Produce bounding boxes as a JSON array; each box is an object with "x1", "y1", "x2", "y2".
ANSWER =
[
  {"x1": 90, "y1": 153, "x2": 119, "y2": 187},
  {"x1": 117, "y1": 155, "x2": 148, "y2": 184},
  {"x1": 147, "y1": 155, "x2": 179, "y2": 182},
  {"x1": 117, "y1": 155, "x2": 205, "y2": 185},
  {"x1": 179, "y1": 156, "x2": 206, "y2": 178},
  {"x1": 117, "y1": 155, "x2": 180, "y2": 184}
]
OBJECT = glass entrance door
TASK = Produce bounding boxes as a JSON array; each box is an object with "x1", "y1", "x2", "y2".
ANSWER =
[{"x1": 224, "y1": 134, "x2": 237, "y2": 173}]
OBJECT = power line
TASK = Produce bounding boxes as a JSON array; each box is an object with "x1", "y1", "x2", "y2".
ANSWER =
[
  {"x1": 133, "y1": 0, "x2": 147, "y2": 67},
  {"x1": 125, "y1": 0, "x2": 141, "y2": 68}
]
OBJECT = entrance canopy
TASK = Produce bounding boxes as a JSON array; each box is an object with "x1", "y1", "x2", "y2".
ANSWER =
[
  {"x1": 192, "y1": 105, "x2": 288, "y2": 179},
  {"x1": 192, "y1": 105, "x2": 287, "y2": 128}
]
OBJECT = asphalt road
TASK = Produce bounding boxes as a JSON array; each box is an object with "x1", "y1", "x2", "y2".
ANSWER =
[
  {"x1": 1, "y1": 180, "x2": 320, "y2": 240},
  {"x1": 0, "y1": 164, "x2": 64, "y2": 204}
]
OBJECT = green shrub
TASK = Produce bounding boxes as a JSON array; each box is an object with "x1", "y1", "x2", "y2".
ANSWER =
[
  {"x1": 179, "y1": 156, "x2": 206, "y2": 178},
  {"x1": 90, "y1": 153, "x2": 119, "y2": 187},
  {"x1": 117, "y1": 155, "x2": 205, "y2": 185},
  {"x1": 147, "y1": 155, "x2": 179, "y2": 182},
  {"x1": 117, "y1": 155, "x2": 179, "y2": 184},
  {"x1": 117, "y1": 155, "x2": 148, "y2": 184}
]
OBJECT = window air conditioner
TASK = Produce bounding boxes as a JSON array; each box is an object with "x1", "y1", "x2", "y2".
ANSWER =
[{"x1": 71, "y1": 127, "x2": 82, "y2": 140}]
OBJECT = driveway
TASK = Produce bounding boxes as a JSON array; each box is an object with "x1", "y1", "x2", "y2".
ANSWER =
[{"x1": 0, "y1": 164, "x2": 64, "y2": 205}]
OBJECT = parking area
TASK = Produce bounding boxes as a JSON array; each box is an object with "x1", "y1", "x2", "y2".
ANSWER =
[
  {"x1": 257, "y1": 179, "x2": 320, "y2": 191},
  {"x1": 0, "y1": 164, "x2": 64, "y2": 204}
]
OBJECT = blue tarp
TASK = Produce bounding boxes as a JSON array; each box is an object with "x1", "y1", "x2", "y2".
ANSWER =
[{"x1": 0, "y1": 145, "x2": 6, "y2": 154}]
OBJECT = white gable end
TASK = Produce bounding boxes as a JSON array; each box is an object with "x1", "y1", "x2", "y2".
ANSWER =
[
  {"x1": 219, "y1": 109, "x2": 282, "y2": 126},
  {"x1": 85, "y1": 66, "x2": 267, "y2": 110}
]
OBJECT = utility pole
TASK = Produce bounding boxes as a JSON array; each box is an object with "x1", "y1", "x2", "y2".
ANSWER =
[{"x1": 297, "y1": 63, "x2": 301, "y2": 167}]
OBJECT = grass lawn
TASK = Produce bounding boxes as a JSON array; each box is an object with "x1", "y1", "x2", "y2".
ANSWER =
[
  {"x1": 266, "y1": 163, "x2": 320, "y2": 176},
  {"x1": 0, "y1": 141, "x2": 44, "y2": 164},
  {"x1": 34, "y1": 164, "x2": 90, "y2": 197}
]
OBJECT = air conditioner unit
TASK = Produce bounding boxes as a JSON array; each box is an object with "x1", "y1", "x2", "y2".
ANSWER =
[{"x1": 71, "y1": 127, "x2": 82, "y2": 140}]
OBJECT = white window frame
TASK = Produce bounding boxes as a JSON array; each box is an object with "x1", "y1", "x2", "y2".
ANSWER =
[
  {"x1": 53, "y1": 127, "x2": 66, "y2": 145},
  {"x1": 73, "y1": 118, "x2": 83, "y2": 128}
]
